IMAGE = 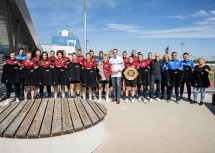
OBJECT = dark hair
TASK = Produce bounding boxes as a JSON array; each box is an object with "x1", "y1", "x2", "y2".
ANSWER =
[
  {"x1": 132, "y1": 50, "x2": 136, "y2": 52},
  {"x1": 137, "y1": 52, "x2": 142, "y2": 55},
  {"x1": 40, "y1": 52, "x2": 49, "y2": 60},
  {"x1": 99, "y1": 51, "x2": 103, "y2": 54},
  {"x1": 138, "y1": 54, "x2": 143, "y2": 57},
  {"x1": 86, "y1": 53, "x2": 91, "y2": 56},
  {"x1": 148, "y1": 52, "x2": 152, "y2": 55},
  {"x1": 113, "y1": 49, "x2": 118, "y2": 52},
  {"x1": 72, "y1": 52, "x2": 77, "y2": 56},
  {"x1": 77, "y1": 49, "x2": 81, "y2": 53},
  {"x1": 19, "y1": 48, "x2": 24, "y2": 51},
  {"x1": 123, "y1": 51, "x2": 127, "y2": 54},
  {"x1": 183, "y1": 52, "x2": 189, "y2": 56},
  {"x1": 89, "y1": 50, "x2": 94, "y2": 53},
  {"x1": 56, "y1": 50, "x2": 63, "y2": 57},
  {"x1": 171, "y1": 51, "x2": 177, "y2": 55},
  {"x1": 9, "y1": 51, "x2": 15, "y2": 55},
  {"x1": 129, "y1": 56, "x2": 134, "y2": 59},
  {"x1": 50, "y1": 50, "x2": 55, "y2": 53}
]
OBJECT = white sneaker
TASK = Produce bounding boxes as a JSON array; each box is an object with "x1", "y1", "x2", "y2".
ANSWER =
[
  {"x1": 131, "y1": 99, "x2": 135, "y2": 103},
  {"x1": 89, "y1": 95, "x2": 92, "y2": 101},
  {"x1": 149, "y1": 98, "x2": 154, "y2": 103},
  {"x1": 106, "y1": 96, "x2": 109, "y2": 103},
  {"x1": 54, "y1": 94, "x2": 57, "y2": 99},
  {"x1": 97, "y1": 98, "x2": 102, "y2": 103},
  {"x1": 15, "y1": 98, "x2": 20, "y2": 103},
  {"x1": 143, "y1": 98, "x2": 147, "y2": 103},
  {"x1": 156, "y1": 98, "x2": 161, "y2": 102},
  {"x1": 125, "y1": 98, "x2": 128, "y2": 103},
  {"x1": 62, "y1": 94, "x2": 65, "y2": 98},
  {"x1": 4, "y1": 99, "x2": 10, "y2": 105},
  {"x1": 138, "y1": 97, "x2": 142, "y2": 102}
]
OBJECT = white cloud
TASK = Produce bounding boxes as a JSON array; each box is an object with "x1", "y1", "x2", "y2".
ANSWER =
[
  {"x1": 105, "y1": 23, "x2": 215, "y2": 38},
  {"x1": 190, "y1": 10, "x2": 209, "y2": 17},
  {"x1": 106, "y1": 23, "x2": 141, "y2": 33},
  {"x1": 139, "y1": 26, "x2": 215, "y2": 38},
  {"x1": 210, "y1": 10, "x2": 215, "y2": 15},
  {"x1": 168, "y1": 10, "x2": 214, "y2": 19}
]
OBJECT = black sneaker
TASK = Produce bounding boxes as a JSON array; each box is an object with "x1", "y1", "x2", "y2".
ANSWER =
[
  {"x1": 39, "y1": 94, "x2": 43, "y2": 98},
  {"x1": 188, "y1": 97, "x2": 192, "y2": 102},
  {"x1": 48, "y1": 93, "x2": 52, "y2": 98},
  {"x1": 199, "y1": 102, "x2": 204, "y2": 106},
  {"x1": 176, "y1": 100, "x2": 180, "y2": 104},
  {"x1": 160, "y1": 96, "x2": 164, "y2": 99},
  {"x1": 166, "y1": 98, "x2": 171, "y2": 103},
  {"x1": 179, "y1": 96, "x2": 182, "y2": 101}
]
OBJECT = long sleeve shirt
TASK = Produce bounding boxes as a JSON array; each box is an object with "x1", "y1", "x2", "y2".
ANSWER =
[{"x1": 109, "y1": 56, "x2": 125, "y2": 77}]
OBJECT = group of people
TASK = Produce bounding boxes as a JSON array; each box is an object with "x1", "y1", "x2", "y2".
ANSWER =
[{"x1": 2, "y1": 48, "x2": 212, "y2": 106}]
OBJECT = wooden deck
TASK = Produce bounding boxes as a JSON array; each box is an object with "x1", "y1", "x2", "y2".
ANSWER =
[{"x1": 0, "y1": 98, "x2": 107, "y2": 139}]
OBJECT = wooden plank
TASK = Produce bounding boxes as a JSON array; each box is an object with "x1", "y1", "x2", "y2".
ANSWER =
[
  {"x1": 0, "y1": 104, "x2": 11, "y2": 114},
  {"x1": 0, "y1": 101, "x2": 26, "y2": 137},
  {"x1": 51, "y1": 98, "x2": 62, "y2": 136},
  {"x1": 16, "y1": 99, "x2": 42, "y2": 138},
  {"x1": 62, "y1": 98, "x2": 73, "y2": 134},
  {"x1": 95, "y1": 102, "x2": 107, "y2": 115},
  {"x1": 27, "y1": 98, "x2": 48, "y2": 138},
  {"x1": 87, "y1": 100, "x2": 105, "y2": 120},
  {"x1": 81, "y1": 99, "x2": 99, "y2": 124},
  {"x1": 68, "y1": 98, "x2": 83, "y2": 131},
  {"x1": 3, "y1": 100, "x2": 35, "y2": 138},
  {"x1": 74, "y1": 99, "x2": 92, "y2": 128},
  {"x1": 0, "y1": 103, "x2": 19, "y2": 123},
  {"x1": 39, "y1": 98, "x2": 54, "y2": 137}
]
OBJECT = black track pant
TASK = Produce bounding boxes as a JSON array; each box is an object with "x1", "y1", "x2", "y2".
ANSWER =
[
  {"x1": 40, "y1": 86, "x2": 51, "y2": 95},
  {"x1": 180, "y1": 79, "x2": 191, "y2": 98},
  {"x1": 6, "y1": 84, "x2": 20, "y2": 99}
]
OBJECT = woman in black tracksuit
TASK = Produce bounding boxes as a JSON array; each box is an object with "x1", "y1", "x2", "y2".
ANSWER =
[{"x1": 2, "y1": 52, "x2": 21, "y2": 105}]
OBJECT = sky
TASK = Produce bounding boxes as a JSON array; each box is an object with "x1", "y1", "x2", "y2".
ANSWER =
[{"x1": 26, "y1": 0, "x2": 215, "y2": 60}]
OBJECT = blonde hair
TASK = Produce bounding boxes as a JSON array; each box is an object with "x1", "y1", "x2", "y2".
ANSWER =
[
  {"x1": 198, "y1": 57, "x2": 205, "y2": 62},
  {"x1": 163, "y1": 54, "x2": 170, "y2": 61}
]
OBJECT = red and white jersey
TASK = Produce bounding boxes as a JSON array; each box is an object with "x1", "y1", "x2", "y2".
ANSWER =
[
  {"x1": 82, "y1": 60, "x2": 96, "y2": 69},
  {"x1": 22, "y1": 60, "x2": 36, "y2": 68},
  {"x1": 125, "y1": 62, "x2": 138, "y2": 70},
  {"x1": 38, "y1": 60, "x2": 53, "y2": 68},
  {"x1": 54, "y1": 59, "x2": 67, "y2": 67},
  {"x1": 138, "y1": 60, "x2": 149, "y2": 68},
  {"x1": 5, "y1": 59, "x2": 20, "y2": 65}
]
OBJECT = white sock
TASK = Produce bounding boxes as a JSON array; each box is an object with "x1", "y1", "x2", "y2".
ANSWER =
[
  {"x1": 89, "y1": 94, "x2": 92, "y2": 100},
  {"x1": 62, "y1": 94, "x2": 65, "y2": 98},
  {"x1": 83, "y1": 94, "x2": 86, "y2": 99},
  {"x1": 99, "y1": 95, "x2": 102, "y2": 99},
  {"x1": 54, "y1": 94, "x2": 57, "y2": 99}
]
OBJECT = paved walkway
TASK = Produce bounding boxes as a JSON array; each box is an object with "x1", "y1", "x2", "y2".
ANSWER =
[
  {"x1": 0, "y1": 94, "x2": 214, "y2": 153},
  {"x1": 94, "y1": 93, "x2": 215, "y2": 153}
]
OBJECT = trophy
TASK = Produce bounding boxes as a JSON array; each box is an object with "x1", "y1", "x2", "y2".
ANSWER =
[
  {"x1": 124, "y1": 67, "x2": 139, "y2": 81},
  {"x1": 97, "y1": 62, "x2": 106, "y2": 81}
]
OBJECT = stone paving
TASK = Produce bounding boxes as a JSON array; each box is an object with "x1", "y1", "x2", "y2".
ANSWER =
[{"x1": 93, "y1": 93, "x2": 215, "y2": 153}]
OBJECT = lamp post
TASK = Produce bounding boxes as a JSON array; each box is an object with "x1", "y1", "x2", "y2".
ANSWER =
[
  {"x1": 84, "y1": 0, "x2": 87, "y2": 55},
  {"x1": 180, "y1": 43, "x2": 185, "y2": 60}
]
